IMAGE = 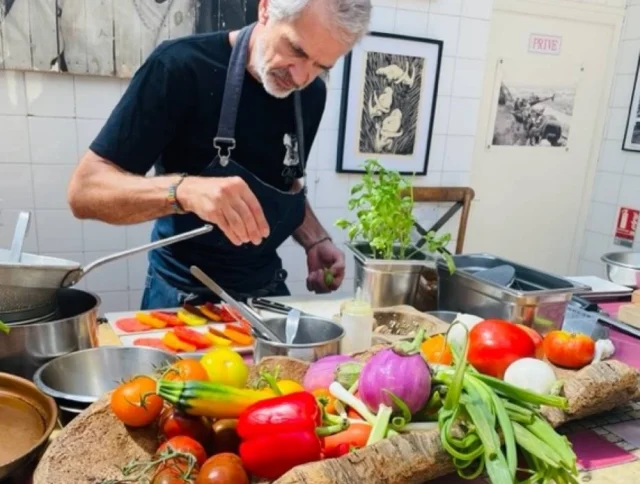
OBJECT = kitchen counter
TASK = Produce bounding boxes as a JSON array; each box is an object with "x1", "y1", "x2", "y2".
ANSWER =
[{"x1": 27, "y1": 296, "x2": 640, "y2": 483}]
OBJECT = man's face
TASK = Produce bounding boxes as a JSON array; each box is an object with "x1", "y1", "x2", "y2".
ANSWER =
[{"x1": 254, "y1": 0, "x2": 353, "y2": 98}]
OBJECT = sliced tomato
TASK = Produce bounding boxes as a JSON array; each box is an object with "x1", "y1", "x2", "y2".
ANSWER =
[
  {"x1": 218, "y1": 305, "x2": 238, "y2": 323},
  {"x1": 151, "y1": 311, "x2": 184, "y2": 327},
  {"x1": 116, "y1": 317, "x2": 151, "y2": 333},
  {"x1": 173, "y1": 327, "x2": 212, "y2": 350},
  {"x1": 133, "y1": 337, "x2": 175, "y2": 352}
]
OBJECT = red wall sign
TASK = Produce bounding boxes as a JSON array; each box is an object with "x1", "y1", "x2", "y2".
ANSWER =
[
  {"x1": 528, "y1": 34, "x2": 562, "y2": 55},
  {"x1": 614, "y1": 207, "x2": 639, "y2": 248}
]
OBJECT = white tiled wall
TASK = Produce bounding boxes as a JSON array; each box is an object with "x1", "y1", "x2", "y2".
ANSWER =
[
  {"x1": 0, "y1": 0, "x2": 493, "y2": 314},
  {"x1": 577, "y1": 0, "x2": 640, "y2": 277}
]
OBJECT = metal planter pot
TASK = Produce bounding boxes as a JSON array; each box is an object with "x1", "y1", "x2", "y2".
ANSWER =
[
  {"x1": 347, "y1": 242, "x2": 438, "y2": 311},
  {"x1": 0, "y1": 289, "x2": 100, "y2": 380}
]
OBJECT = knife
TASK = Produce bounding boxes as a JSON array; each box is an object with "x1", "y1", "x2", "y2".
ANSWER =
[{"x1": 189, "y1": 266, "x2": 283, "y2": 343}]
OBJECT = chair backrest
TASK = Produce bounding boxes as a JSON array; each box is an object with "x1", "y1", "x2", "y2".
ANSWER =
[{"x1": 410, "y1": 186, "x2": 475, "y2": 254}]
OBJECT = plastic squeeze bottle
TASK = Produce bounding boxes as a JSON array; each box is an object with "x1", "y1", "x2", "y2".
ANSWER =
[{"x1": 339, "y1": 289, "x2": 374, "y2": 354}]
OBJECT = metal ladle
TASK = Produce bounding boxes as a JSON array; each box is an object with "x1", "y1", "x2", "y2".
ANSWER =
[
  {"x1": 9, "y1": 211, "x2": 31, "y2": 263},
  {"x1": 189, "y1": 265, "x2": 283, "y2": 343}
]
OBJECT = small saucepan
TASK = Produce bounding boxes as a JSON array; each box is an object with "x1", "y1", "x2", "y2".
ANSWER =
[{"x1": 253, "y1": 315, "x2": 345, "y2": 363}]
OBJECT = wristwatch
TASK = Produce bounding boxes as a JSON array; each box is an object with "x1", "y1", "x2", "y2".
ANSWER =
[{"x1": 168, "y1": 173, "x2": 188, "y2": 215}]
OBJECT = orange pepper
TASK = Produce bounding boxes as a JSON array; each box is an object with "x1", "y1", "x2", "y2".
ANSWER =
[
  {"x1": 135, "y1": 312, "x2": 167, "y2": 329},
  {"x1": 205, "y1": 331, "x2": 232, "y2": 347},
  {"x1": 199, "y1": 305, "x2": 222, "y2": 322},
  {"x1": 223, "y1": 327, "x2": 254, "y2": 346},
  {"x1": 312, "y1": 388, "x2": 337, "y2": 414},
  {"x1": 420, "y1": 334, "x2": 453, "y2": 365},
  {"x1": 162, "y1": 331, "x2": 196, "y2": 352}
]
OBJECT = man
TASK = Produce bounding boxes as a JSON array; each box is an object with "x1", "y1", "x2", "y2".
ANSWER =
[{"x1": 67, "y1": 0, "x2": 372, "y2": 309}]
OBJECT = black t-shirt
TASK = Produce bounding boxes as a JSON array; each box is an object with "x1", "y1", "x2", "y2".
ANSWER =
[{"x1": 90, "y1": 31, "x2": 327, "y2": 190}]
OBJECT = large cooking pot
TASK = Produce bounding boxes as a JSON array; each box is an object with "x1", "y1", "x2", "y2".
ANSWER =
[
  {"x1": 0, "y1": 222, "x2": 212, "y2": 322},
  {"x1": 0, "y1": 289, "x2": 100, "y2": 380}
]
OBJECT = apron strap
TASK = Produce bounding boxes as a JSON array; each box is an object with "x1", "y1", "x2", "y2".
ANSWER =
[
  {"x1": 214, "y1": 22, "x2": 256, "y2": 166},
  {"x1": 213, "y1": 22, "x2": 308, "y2": 186},
  {"x1": 294, "y1": 91, "x2": 307, "y2": 186}
]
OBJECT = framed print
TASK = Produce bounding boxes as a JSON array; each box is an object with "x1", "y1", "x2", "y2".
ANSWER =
[
  {"x1": 622, "y1": 55, "x2": 640, "y2": 152},
  {"x1": 336, "y1": 32, "x2": 443, "y2": 174}
]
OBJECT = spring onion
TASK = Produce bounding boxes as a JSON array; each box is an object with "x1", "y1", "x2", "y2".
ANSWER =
[{"x1": 432, "y1": 321, "x2": 578, "y2": 482}]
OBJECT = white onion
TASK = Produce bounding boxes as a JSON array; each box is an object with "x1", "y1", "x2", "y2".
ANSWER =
[
  {"x1": 447, "y1": 313, "x2": 483, "y2": 351},
  {"x1": 504, "y1": 358, "x2": 557, "y2": 395}
]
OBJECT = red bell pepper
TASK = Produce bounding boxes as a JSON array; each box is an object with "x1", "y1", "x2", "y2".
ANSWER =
[{"x1": 237, "y1": 392, "x2": 347, "y2": 480}]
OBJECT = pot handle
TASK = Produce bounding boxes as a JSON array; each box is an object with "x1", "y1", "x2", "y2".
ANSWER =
[{"x1": 60, "y1": 224, "x2": 213, "y2": 287}]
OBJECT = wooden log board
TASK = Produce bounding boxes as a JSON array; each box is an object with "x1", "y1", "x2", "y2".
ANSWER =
[{"x1": 34, "y1": 354, "x2": 640, "y2": 484}]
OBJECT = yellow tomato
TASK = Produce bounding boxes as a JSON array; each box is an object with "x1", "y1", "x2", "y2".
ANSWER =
[
  {"x1": 200, "y1": 348, "x2": 249, "y2": 388},
  {"x1": 276, "y1": 380, "x2": 305, "y2": 395}
]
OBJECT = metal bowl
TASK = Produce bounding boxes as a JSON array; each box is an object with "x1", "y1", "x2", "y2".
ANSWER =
[
  {"x1": 33, "y1": 346, "x2": 180, "y2": 405},
  {"x1": 602, "y1": 252, "x2": 640, "y2": 288},
  {"x1": 0, "y1": 373, "x2": 58, "y2": 480},
  {"x1": 254, "y1": 315, "x2": 345, "y2": 363}
]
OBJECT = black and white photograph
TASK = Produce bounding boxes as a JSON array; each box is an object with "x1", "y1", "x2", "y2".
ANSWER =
[
  {"x1": 622, "y1": 54, "x2": 640, "y2": 152},
  {"x1": 492, "y1": 82, "x2": 575, "y2": 148},
  {"x1": 337, "y1": 32, "x2": 442, "y2": 174},
  {"x1": 0, "y1": 0, "x2": 258, "y2": 77},
  {"x1": 357, "y1": 51, "x2": 424, "y2": 156}
]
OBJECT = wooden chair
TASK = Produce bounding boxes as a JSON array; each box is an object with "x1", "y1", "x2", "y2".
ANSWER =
[{"x1": 409, "y1": 187, "x2": 476, "y2": 254}]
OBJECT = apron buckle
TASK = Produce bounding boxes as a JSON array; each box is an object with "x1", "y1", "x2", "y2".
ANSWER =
[{"x1": 213, "y1": 137, "x2": 236, "y2": 166}]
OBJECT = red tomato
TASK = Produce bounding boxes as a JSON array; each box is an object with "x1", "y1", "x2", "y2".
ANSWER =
[
  {"x1": 543, "y1": 331, "x2": 595, "y2": 369},
  {"x1": 159, "y1": 407, "x2": 212, "y2": 448},
  {"x1": 467, "y1": 320, "x2": 536, "y2": 378},
  {"x1": 158, "y1": 436, "x2": 208, "y2": 468},
  {"x1": 516, "y1": 324, "x2": 544, "y2": 359},
  {"x1": 151, "y1": 463, "x2": 195, "y2": 484},
  {"x1": 110, "y1": 376, "x2": 164, "y2": 427},
  {"x1": 322, "y1": 422, "x2": 371, "y2": 458},
  {"x1": 163, "y1": 359, "x2": 209, "y2": 382},
  {"x1": 195, "y1": 453, "x2": 250, "y2": 484},
  {"x1": 173, "y1": 327, "x2": 212, "y2": 350}
]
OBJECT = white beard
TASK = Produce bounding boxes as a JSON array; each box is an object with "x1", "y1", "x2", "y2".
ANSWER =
[{"x1": 254, "y1": 37, "x2": 296, "y2": 99}]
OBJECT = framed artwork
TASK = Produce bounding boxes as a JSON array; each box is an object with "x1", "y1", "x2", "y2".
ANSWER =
[
  {"x1": 336, "y1": 32, "x2": 443, "y2": 174},
  {"x1": 622, "y1": 55, "x2": 640, "y2": 152}
]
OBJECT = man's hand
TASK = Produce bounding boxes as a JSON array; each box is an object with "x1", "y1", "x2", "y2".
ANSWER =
[
  {"x1": 306, "y1": 239, "x2": 346, "y2": 294},
  {"x1": 178, "y1": 176, "x2": 270, "y2": 246}
]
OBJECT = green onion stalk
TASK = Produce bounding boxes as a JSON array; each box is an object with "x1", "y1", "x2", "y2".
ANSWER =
[{"x1": 432, "y1": 322, "x2": 578, "y2": 483}]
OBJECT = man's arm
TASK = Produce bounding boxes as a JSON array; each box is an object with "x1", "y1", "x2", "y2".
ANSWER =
[
  {"x1": 292, "y1": 180, "x2": 330, "y2": 249},
  {"x1": 68, "y1": 151, "x2": 182, "y2": 224},
  {"x1": 68, "y1": 151, "x2": 269, "y2": 245},
  {"x1": 293, "y1": 198, "x2": 331, "y2": 249}
]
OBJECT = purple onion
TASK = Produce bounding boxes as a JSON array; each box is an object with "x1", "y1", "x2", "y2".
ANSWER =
[
  {"x1": 359, "y1": 331, "x2": 431, "y2": 414},
  {"x1": 303, "y1": 355, "x2": 356, "y2": 392}
]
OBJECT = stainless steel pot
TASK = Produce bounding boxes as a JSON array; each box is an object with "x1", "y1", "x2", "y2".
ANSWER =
[
  {"x1": 0, "y1": 224, "x2": 212, "y2": 320},
  {"x1": 0, "y1": 289, "x2": 100, "y2": 380},
  {"x1": 33, "y1": 346, "x2": 180, "y2": 405},
  {"x1": 602, "y1": 252, "x2": 640, "y2": 288},
  {"x1": 348, "y1": 242, "x2": 438, "y2": 310},
  {"x1": 253, "y1": 315, "x2": 344, "y2": 363}
]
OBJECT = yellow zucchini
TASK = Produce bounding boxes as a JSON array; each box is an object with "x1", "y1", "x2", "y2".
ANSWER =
[{"x1": 157, "y1": 379, "x2": 274, "y2": 418}]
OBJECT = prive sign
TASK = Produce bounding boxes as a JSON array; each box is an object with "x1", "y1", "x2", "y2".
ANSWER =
[{"x1": 528, "y1": 34, "x2": 562, "y2": 55}]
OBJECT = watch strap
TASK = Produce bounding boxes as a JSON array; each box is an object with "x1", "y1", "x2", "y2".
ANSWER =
[{"x1": 168, "y1": 173, "x2": 188, "y2": 215}]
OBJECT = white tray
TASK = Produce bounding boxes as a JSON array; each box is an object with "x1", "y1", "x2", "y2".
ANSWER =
[
  {"x1": 118, "y1": 324, "x2": 253, "y2": 355},
  {"x1": 105, "y1": 307, "x2": 244, "y2": 337}
]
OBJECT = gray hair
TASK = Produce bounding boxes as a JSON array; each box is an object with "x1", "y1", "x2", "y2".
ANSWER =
[{"x1": 267, "y1": 0, "x2": 371, "y2": 44}]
